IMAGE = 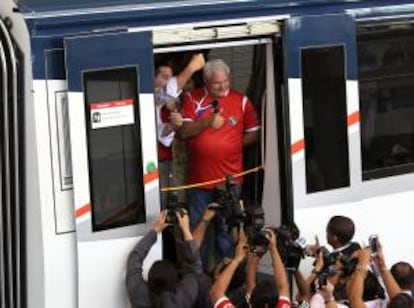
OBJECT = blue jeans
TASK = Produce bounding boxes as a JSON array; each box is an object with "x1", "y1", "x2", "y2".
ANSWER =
[{"x1": 187, "y1": 188, "x2": 235, "y2": 271}]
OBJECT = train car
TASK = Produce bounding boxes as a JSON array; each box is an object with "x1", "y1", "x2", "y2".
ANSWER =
[{"x1": 1, "y1": 0, "x2": 414, "y2": 307}]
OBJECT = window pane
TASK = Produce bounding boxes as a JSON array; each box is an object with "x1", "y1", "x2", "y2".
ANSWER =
[
  {"x1": 358, "y1": 28, "x2": 414, "y2": 180},
  {"x1": 83, "y1": 67, "x2": 146, "y2": 232},
  {"x1": 301, "y1": 46, "x2": 350, "y2": 193}
]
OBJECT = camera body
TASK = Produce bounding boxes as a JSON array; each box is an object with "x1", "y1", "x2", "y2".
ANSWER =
[
  {"x1": 212, "y1": 176, "x2": 244, "y2": 227},
  {"x1": 315, "y1": 246, "x2": 358, "y2": 286},
  {"x1": 244, "y1": 209, "x2": 304, "y2": 270},
  {"x1": 369, "y1": 234, "x2": 379, "y2": 256},
  {"x1": 165, "y1": 194, "x2": 185, "y2": 224}
]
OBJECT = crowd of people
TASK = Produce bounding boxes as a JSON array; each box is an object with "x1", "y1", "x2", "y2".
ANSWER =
[
  {"x1": 125, "y1": 54, "x2": 413, "y2": 307},
  {"x1": 127, "y1": 209, "x2": 413, "y2": 308}
]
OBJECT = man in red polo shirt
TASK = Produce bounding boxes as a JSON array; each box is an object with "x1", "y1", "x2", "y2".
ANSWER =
[{"x1": 178, "y1": 59, "x2": 260, "y2": 269}]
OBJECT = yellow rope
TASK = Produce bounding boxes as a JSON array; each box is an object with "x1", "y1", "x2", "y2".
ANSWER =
[{"x1": 160, "y1": 165, "x2": 264, "y2": 192}]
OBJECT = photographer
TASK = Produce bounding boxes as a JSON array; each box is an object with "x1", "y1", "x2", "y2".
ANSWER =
[
  {"x1": 126, "y1": 209, "x2": 211, "y2": 308},
  {"x1": 308, "y1": 250, "x2": 344, "y2": 307},
  {"x1": 306, "y1": 216, "x2": 360, "y2": 259},
  {"x1": 390, "y1": 262, "x2": 413, "y2": 297},
  {"x1": 210, "y1": 227, "x2": 292, "y2": 308},
  {"x1": 372, "y1": 237, "x2": 405, "y2": 299},
  {"x1": 348, "y1": 247, "x2": 387, "y2": 308}
]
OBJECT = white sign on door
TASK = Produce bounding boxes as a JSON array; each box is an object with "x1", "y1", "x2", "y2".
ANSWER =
[{"x1": 90, "y1": 98, "x2": 135, "y2": 129}]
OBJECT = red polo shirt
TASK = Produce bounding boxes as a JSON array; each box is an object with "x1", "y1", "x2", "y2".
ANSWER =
[{"x1": 182, "y1": 88, "x2": 260, "y2": 188}]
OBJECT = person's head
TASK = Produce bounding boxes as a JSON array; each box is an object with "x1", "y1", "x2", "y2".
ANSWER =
[
  {"x1": 249, "y1": 280, "x2": 278, "y2": 308},
  {"x1": 387, "y1": 292, "x2": 414, "y2": 308},
  {"x1": 147, "y1": 260, "x2": 178, "y2": 294},
  {"x1": 154, "y1": 60, "x2": 173, "y2": 90},
  {"x1": 326, "y1": 216, "x2": 355, "y2": 248},
  {"x1": 203, "y1": 59, "x2": 230, "y2": 98},
  {"x1": 390, "y1": 261, "x2": 414, "y2": 290}
]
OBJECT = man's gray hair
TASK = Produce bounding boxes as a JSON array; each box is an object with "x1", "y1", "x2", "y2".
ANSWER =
[{"x1": 203, "y1": 59, "x2": 230, "y2": 80}]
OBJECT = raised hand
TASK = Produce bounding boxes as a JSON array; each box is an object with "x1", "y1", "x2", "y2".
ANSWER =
[{"x1": 153, "y1": 210, "x2": 170, "y2": 233}]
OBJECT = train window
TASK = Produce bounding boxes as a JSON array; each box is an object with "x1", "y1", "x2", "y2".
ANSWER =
[
  {"x1": 301, "y1": 46, "x2": 350, "y2": 193},
  {"x1": 358, "y1": 28, "x2": 414, "y2": 180},
  {"x1": 83, "y1": 67, "x2": 146, "y2": 232}
]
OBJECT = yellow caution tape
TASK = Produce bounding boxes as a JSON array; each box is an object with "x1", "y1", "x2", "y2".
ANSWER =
[{"x1": 160, "y1": 165, "x2": 264, "y2": 192}]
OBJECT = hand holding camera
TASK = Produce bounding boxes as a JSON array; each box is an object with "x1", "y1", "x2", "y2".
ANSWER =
[
  {"x1": 369, "y1": 234, "x2": 379, "y2": 257},
  {"x1": 153, "y1": 210, "x2": 171, "y2": 233}
]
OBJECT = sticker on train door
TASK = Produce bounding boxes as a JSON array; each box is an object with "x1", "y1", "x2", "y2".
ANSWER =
[{"x1": 90, "y1": 98, "x2": 134, "y2": 129}]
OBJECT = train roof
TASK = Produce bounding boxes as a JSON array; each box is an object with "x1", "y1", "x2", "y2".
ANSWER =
[
  {"x1": 15, "y1": 0, "x2": 414, "y2": 37},
  {"x1": 16, "y1": 0, "x2": 369, "y2": 15}
]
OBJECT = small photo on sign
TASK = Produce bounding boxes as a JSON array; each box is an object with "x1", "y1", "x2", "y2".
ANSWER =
[{"x1": 90, "y1": 98, "x2": 135, "y2": 129}]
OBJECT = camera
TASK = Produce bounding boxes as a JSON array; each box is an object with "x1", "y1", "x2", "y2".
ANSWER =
[
  {"x1": 314, "y1": 246, "x2": 358, "y2": 287},
  {"x1": 165, "y1": 194, "x2": 185, "y2": 224},
  {"x1": 275, "y1": 224, "x2": 305, "y2": 271},
  {"x1": 212, "y1": 176, "x2": 244, "y2": 227},
  {"x1": 317, "y1": 265, "x2": 337, "y2": 288},
  {"x1": 369, "y1": 234, "x2": 379, "y2": 256},
  {"x1": 244, "y1": 209, "x2": 305, "y2": 270}
]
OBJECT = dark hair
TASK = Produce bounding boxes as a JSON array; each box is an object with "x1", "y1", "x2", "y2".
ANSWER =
[
  {"x1": 391, "y1": 262, "x2": 414, "y2": 290},
  {"x1": 154, "y1": 59, "x2": 172, "y2": 77},
  {"x1": 363, "y1": 271, "x2": 385, "y2": 301},
  {"x1": 327, "y1": 216, "x2": 355, "y2": 245},
  {"x1": 250, "y1": 280, "x2": 278, "y2": 308},
  {"x1": 148, "y1": 260, "x2": 178, "y2": 294},
  {"x1": 387, "y1": 293, "x2": 414, "y2": 308}
]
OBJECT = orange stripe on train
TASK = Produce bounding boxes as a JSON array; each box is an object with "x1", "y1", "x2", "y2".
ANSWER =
[
  {"x1": 75, "y1": 169, "x2": 159, "y2": 219},
  {"x1": 291, "y1": 111, "x2": 360, "y2": 155}
]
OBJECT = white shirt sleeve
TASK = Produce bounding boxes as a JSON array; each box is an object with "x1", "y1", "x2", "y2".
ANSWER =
[
  {"x1": 156, "y1": 105, "x2": 175, "y2": 147},
  {"x1": 165, "y1": 76, "x2": 181, "y2": 98}
]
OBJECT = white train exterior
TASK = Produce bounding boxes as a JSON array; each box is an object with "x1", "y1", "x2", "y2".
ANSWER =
[{"x1": 1, "y1": 0, "x2": 413, "y2": 307}]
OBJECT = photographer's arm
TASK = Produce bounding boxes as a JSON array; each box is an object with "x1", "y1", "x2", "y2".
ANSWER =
[
  {"x1": 373, "y1": 239, "x2": 402, "y2": 298},
  {"x1": 304, "y1": 250, "x2": 324, "y2": 291},
  {"x1": 246, "y1": 252, "x2": 260, "y2": 296},
  {"x1": 267, "y1": 231, "x2": 290, "y2": 300},
  {"x1": 175, "y1": 209, "x2": 201, "y2": 268},
  {"x1": 348, "y1": 248, "x2": 370, "y2": 308},
  {"x1": 242, "y1": 130, "x2": 259, "y2": 147},
  {"x1": 192, "y1": 206, "x2": 216, "y2": 248},
  {"x1": 210, "y1": 229, "x2": 247, "y2": 304},
  {"x1": 294, "y1": 270, "x2": 311, "y2": 303},
  {"x1": 126, "y1": 211, "x2": 169, "y2": 308},
  {"x1": 175, "y1": 53, "x2": 205, "y2": 91}
]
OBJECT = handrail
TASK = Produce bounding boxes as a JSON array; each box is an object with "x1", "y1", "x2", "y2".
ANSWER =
[
  {"x1": 0, "y1": 16, "x2": 22, "y2": 308},
  {"x1": 0, "y1": 38, "x2": 9, "y2": 308}
]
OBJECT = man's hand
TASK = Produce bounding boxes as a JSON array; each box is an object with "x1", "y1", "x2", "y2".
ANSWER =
[
  {"x1": 314, "y1": 250, "x2": 325, "y2": 273},
  {"x1": 210, "y1": 112, "x2": 224, "y2": 129},
  {"x1": 170, "y1": 111, "x2": 183, "y2": 129},
  {"x1": 266, "y1": 229, "x2": 277, "y2": 249},
  {"x1": 153, "y1": 210, "x2": 170, "y2": 233},
  {"x1": 357, "y1": 247, "x2": 371, "y2": 266},
  {"x1": 188, "y1": 53, "x2": 205, "y2": 72},
  {"x1": 176, "y1": 208, "x2": 190, "y2": 231},
  {"x1": 305, "y1": 235, "x2": 321, "y2": 257},
  {"x1": 203, "y1": 204, "x2": 217, "y2": 221},
  {"x1": 372, "y1": 237, "x2": 386, "y2": 269},
  {"x1": 176, "y1": 209, "x2": 193, "y2": 241},
  {"x1": 234, "y1": 228, "x2": 248, "y2": 263}
]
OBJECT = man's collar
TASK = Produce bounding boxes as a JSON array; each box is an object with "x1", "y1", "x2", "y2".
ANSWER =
[{"x1": 332, "y1": 242, "x2": 352, "y2": 253}]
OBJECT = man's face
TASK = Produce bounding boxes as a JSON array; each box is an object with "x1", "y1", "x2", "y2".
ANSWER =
[
  {"x1": 206, "y1": 69, "x2": 230, "y2": 98},
  {"x1": 154, "y1": 66, "x2": 173, "y2": 90}
]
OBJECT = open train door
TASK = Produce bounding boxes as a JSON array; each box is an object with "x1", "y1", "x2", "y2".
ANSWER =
[
  {"x1": 284, "y1": 14, "x2": 361, "y2": 224},
  {"x1": 64, "y1": 31, "x2": 160, "y2": 308}
]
